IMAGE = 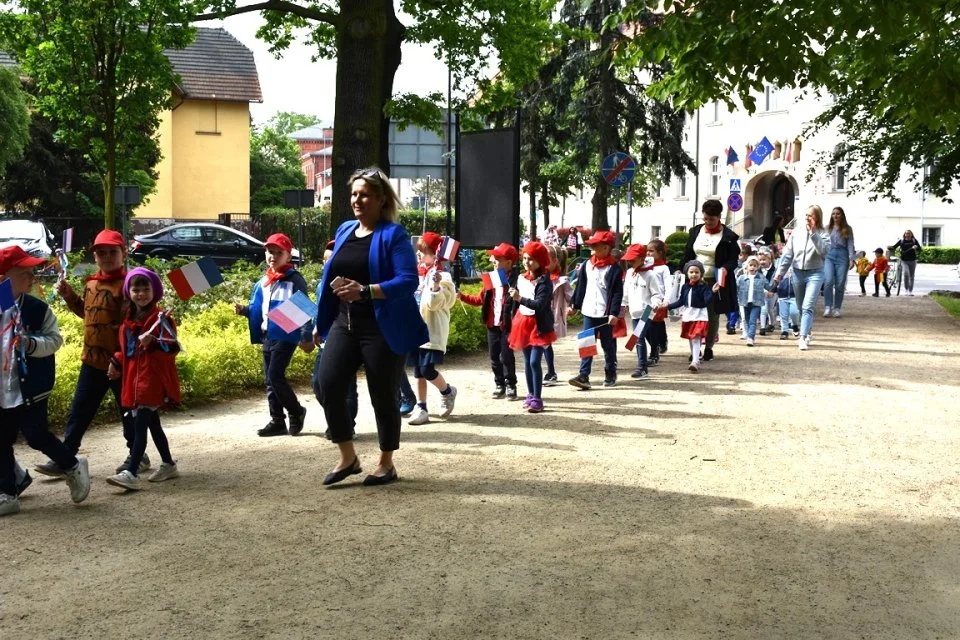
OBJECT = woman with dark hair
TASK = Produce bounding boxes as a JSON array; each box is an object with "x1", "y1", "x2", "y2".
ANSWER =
[
  {"x1": 314, "y1": 167, "x2": 429, "y2": 486},
  {"x1": 681, "y1": 199, "x2": 740, "y2": 361},
  {"x1": 823, "y1": 206, "x2": 856, "y2": 317},
  {"x1": 889, "y1": 230, "x2": 922, "y2": 295}
]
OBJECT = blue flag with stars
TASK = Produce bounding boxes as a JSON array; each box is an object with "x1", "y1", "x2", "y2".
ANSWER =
[{"x1": 748, "y1": 137, "x2": 774, "y2": 165}]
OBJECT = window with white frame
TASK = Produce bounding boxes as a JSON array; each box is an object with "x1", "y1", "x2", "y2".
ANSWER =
[
  {"x1": 651, "y1": 225, "x2": 661, "y2": 239},
  {"x1": 763, "y1": 85, "x2": 780, "y2": 111},
  {"x1": 711, "y1": 100, "x2": 720, "y2": 122},
  {"x1": 676, "y1": 225, "x2": 686, "y2": 232},
  {"x1": 833, "y1": 145, "x2": 849, "y2": 191},
  {"x1": 922, "y1": 227, "x2": 941, "y2": 246},
  {"x1": 710, "y1": 156, "x2": 720, "y2": 195},
  {"x1": 678, "y1": 174, "x2": 687, "y2": 198}
]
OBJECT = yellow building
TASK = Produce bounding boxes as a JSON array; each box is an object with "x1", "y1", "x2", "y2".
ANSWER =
[{"x1": 138, "y1": 28, "x2": 262, "y2": 220}]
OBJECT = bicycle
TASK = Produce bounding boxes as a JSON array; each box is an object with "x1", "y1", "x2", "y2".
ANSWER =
[{"x1": 886, "y1": 255, "x2": 902, "y2": 296}]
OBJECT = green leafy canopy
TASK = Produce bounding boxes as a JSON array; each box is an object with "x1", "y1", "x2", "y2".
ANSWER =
[{"x1": 0, "y1": 66, "x2": 30, "y2": 175}]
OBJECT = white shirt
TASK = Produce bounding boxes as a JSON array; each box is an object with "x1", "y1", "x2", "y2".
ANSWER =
[
  {"x1": 582, "y1": 262, "x2": 611, "y2": 318},
  {"x1": 517, "y1": 276, "x2": 536, "y2": 316},
  {"x1": 492, "y1": 286, "x2": 505, "y2": 326},
  {"x1": 693, "y1": 228, "x2": 723, "y2": 272}
]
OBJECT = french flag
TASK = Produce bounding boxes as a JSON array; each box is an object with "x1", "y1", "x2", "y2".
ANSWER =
[
  {"x1": 267, "y1": 291, "x2": 317, "y2": 334},
  {"x1": 716, "y1": 267, "x2": 727, "y2": 287},
  {"x1": 438, "y1": 236, "x2": 460, "y2": 262},
  {"x1": 577, "y1": 327, "x2": 598, "y2": 358},
  {"x1": 62, "y1": 228, "x2": 74, "y2": 252},
  {"x1": 625, "y1": 305, "x2": 653, "y2": 351},
  {"x1": 0, "y1": 278, "x2": 15, "y2": 312},
  {"x1": 481, "y1": 268, "x2": 509, "y2": 291},
  {"x1": 167, "y1": 257, "x2": 224, "y2": 301}
]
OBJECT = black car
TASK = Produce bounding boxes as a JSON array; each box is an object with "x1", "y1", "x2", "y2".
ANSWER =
[{"x1": 129, "y1": 223, "x2": 301, "y2": 267}]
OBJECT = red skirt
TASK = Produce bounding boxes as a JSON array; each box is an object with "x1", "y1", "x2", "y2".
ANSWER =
[
  {"x1": 680, "y1": 320, "x2": 709, "y2": 340},
  {"x1": 508, "y1": 313, "x2": 557, "y2": 350}
]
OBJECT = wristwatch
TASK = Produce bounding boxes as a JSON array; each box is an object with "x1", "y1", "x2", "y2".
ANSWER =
[{"x1": 359, "y1": 284, "x2": 369, "y2": 300}]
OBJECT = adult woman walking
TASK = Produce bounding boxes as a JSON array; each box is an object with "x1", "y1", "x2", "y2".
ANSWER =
[
  {"x1": 682, "y1": 199, "x2": 739, "y2": 361},
  {"x1": 890, "y1": 230, "x2": 922, "y2": 296},
  {"x1": 823, "y1": 206, "x2": 856, "y2": 317},
  {"x1": 773, "y1": 205, "x2": 831, "y2": 351},
  {"x1": 314, "y1": 167, "x2": 429, "y2": 486}
]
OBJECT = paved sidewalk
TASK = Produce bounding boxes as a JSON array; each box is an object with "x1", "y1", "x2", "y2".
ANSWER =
[{"x1": 4, "y1": 294, "x2": 959, "y2": 638}]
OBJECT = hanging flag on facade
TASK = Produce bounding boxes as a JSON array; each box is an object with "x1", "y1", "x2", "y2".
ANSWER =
[
  {"x1": 744, "y1": 145, "x2": 754, "y2": 169},
  {"x1": 725, "y1": 146, "x2": 739, "y2": 165},
  {"x1": 748, "y1": 137, "x2": 775, "y2": 166}
]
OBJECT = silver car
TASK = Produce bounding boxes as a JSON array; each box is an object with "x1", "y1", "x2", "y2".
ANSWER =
[{"x1": 0, "y1": 218, "x2": 55, "y2": 258}]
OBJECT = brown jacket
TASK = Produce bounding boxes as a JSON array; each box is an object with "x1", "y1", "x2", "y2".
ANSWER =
[{"x1": 63, "y1": 276, "x2": 127, "y2": 371}]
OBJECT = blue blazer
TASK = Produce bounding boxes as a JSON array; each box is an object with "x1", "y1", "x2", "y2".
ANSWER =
[{"x1": 315, "y1": 219, "x2": 429, "y2": 355}]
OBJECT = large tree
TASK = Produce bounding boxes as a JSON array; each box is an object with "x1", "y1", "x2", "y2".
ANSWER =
[
  {"x1": 250, "y1": 111, "x2": 319, "y2": 212},
  {"x1": 616, "y1": 0, "x2": 960, "y2": 201},
  {"x1": 0, "y1": 66, "x2": 29, "y2": 176},
  {"x1": 198, "y1": 0, "x2": 558, "y2": 229},
  {"x1": 0, "y1": 0, "x2": 199, "y2": 228}
]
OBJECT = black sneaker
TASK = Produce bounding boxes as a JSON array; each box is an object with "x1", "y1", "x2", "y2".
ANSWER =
[
  {"x1": 568, "y1": 375, "x2": 591, "y2": 390},
  {"x1": 603, "y1": 374, "x2": 617, "y2": 387},
  {"x1": 759, "y1": 328, "x2": 767, "y2": 336},
  {"x1": 506, "y1": 385, "x2": 519, "y2": 400},
  {"x1": 779, "y1": 331, "x2": 789, "y2": 340},
  {"x1": 631, "y1": 368, "x2": 649, "y2": 380},
  {"x1": 648, "y1": 355, "x2": 659, "y2": 367},
  {"x1": 791, "y1": 324, "x2": 800, "y2": 337},
  {"x1": 726, "y1": 327, "x2": 736, "y2": 335},
  {"x1": 703, "y1": 348, "x2": 714, "y2": 361},
  {"x1": 258, "y1": 419, "x2": 288, "y2": 437},
  {"x1": 542, "y1": 374, "x2": 559, "y2": 387},
  {"x1": 288, "y1": 406, "x2": 307, "y2": 436},
  {"x1": 491, "y1": 386, "x2": 506, "y2": 398},
  {"x1": 115, "y1": 453, "x2": 151, "y2": 475},
  {"x1": 16, "y1": 470, "x2": 32, "y2": 496},
  {"x1": 659, "y1": 344, "x2": 668, "y2": 354}
]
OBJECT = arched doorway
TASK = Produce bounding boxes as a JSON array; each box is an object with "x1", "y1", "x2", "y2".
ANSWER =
[{"x1": 739, "y1": 170, "x2": 800, "y2": 238}]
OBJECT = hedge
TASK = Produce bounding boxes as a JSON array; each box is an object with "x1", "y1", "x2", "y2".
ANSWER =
[{"x1": 915, "y1": 246, "x2": 960, "y2": 264}]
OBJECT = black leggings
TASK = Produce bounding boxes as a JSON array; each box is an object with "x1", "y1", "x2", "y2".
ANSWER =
[
  {"x1": 317, "y1": 309, "x2": 404, "y2": 451},
  {"x1": 127, "y1": 408, "x2": 173, "y2": 477}
]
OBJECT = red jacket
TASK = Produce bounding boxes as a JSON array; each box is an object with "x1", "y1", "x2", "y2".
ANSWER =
[
  {"x1": 867, "y1": 256, "x2": 889, "y2": 281},
  {"x1": 113, "y1": 306, "x2": 181, "y2": 408},
  {"x1": 459, "y1": 286, "x2": 515, "y2": 331}
]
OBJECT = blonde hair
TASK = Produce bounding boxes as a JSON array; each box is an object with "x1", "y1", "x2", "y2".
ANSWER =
[
  {"x1": 806, "y1": 204, "x2": 824, "y2": 229},
  {"x1": 547, "y1": 244, "x2": 567, "y2": 273},
  {"x1": 348, "y1": 167, "x2": 400, "y2": 222}
]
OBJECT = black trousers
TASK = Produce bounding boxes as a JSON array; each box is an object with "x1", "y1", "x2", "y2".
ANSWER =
[
  {"x1": 127, "y1": 408, "x2": 174, "y2": 477},
  {"x1": 1, "y1": 399, "x2": 77, "y2": 495},
  {"x1": 486, "y1": 327, "x2": 517, "y2": 388},
  {"x1": 859, "y1": 275, "x2": 868, "y2": 294},
  {"x1": 63, "y1": 362, "x2": 134, "y2": 455},
  {"x1": 262, "y1": 338, "x2": 302, "y2": 421},
  {"x1": 317, "y1": 309, "x2": 404, "y2": 451}
]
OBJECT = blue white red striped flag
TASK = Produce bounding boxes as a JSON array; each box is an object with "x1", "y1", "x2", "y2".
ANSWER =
[
  {"x1": 625, "y1": 305, "x2": 653, "y2": 351},
  {"x1": 267, "y1": 291, "x2": 317, "y2": 334},
  {"x1": 481, "y1": 268, "x2": 508, "y2": 291},
  {"x1": 62, "y1": 228, "x2": 74, "y2": 252},
  {"x1": 577, "y1": 327, "x2": 598, "y2": 358},
  {"x1": 438, "y1": 236, "x2": 460, "y2": 261},
  {"x1": 167, "y1": 257, "x2": 224, "y2": 301}
]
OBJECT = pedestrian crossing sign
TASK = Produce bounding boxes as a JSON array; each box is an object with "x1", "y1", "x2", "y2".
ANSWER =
[{"x1": 729, "y1": 179, "x2": 742, "y2": 193}]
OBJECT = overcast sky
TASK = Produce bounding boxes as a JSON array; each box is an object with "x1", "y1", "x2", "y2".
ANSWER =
[{"x1": 215, "y1": 13, "x2": 451, "y2": 126}]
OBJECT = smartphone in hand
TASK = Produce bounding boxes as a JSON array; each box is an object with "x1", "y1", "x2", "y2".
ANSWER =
[{"x1": 330, "y1": 276, "x2": 345, "y2": 289}]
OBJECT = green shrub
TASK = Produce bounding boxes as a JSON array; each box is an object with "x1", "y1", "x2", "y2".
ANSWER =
[
  {"x1": 447, "y1": 283, "x2": 487, "y2": 352},
  {"x1": 916, "y1": 246, "x2": 960, "y2": 264},
  {"x1": 664, "y1": 230, "x2": 689, "y2": 265}
]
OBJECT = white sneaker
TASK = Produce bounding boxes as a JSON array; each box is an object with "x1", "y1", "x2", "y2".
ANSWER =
[
  {"x1": 823, "y1": 307, "x2": 832, "y2": 317},
  {"x1": 408, "y1": 407, "x2": 430, "y2": 425},
  {"x1": 746, "y1": 337, "x2": 755, "y2": 347},
  {"x1": 106, "y1": 469, "x2": 142, "y2": 491},
  {"x1": 148, "y1": 462, "x2": 179, "y2": 483},
  {"x1": 832, "y1": 308, "x2": 842, "y2": 318},
  {"x1": 65, "y1": 457, "x2": 90, "y2": 503},
  {"x1": 739, "y1": 332, "x2": 747, "y2": 340},
  {"x1": 439, "y1": 385, "x2": 457, "y2": 417},
  {"x1": 0, "y1": 493, "x2": 20, "y2": 516},
  {"x1": 798, "y1": 336, "x2": 809, "y2": 351}
]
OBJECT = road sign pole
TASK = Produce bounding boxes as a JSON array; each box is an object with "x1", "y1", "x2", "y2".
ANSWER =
[
  {"x1": 615, "y1": 187, "x2": 621, "y2": 246},
  {"x1": 627, "y1": 185, "x2": 633, "y2": 245}
]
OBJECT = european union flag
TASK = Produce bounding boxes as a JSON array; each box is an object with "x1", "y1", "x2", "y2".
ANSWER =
[{"x1": 748, "y1": 137, "x2": 774, "y2": 165}]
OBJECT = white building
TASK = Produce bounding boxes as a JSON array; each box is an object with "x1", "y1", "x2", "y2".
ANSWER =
[{"x1": 548, "y1": 86, "x2": 959, "y2": 250}]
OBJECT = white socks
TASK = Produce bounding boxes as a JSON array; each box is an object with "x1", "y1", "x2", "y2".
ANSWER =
[{"x1": 691, "y1": 337, "x2": 702, "y2": 365}]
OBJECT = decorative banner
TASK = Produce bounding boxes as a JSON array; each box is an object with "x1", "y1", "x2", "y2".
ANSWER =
[
  {"x1": 748, "y1": 137, "x2": 775, "y2": 165},
  {"x1": 268, "y1": 291, "x2": 317, "y2": 334},
  {"x1": 167, "y1": 257, "x2": 224, "y2": 301},
  {"x1": 438, "y1": 236, "x2": 460, "y2": 262},
  {"x1": 481, "y1": 268, "x2": 509, "y2": 291},
  {"x1": 577, "y1": 327, "x2": 598, "y2": 358}
]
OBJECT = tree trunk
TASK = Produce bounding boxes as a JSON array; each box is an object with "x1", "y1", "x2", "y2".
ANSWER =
[
  {"x1": 590, "y1": 179, "x2": 610, "y2": 231},
  {"x1": 541, "y1": 182, "x2": 550, "y2": 229},
  {"x1": 590, "y1": 1, "x2": 619, "y2": 232},
  {"x1": 528, "y1": 184, "x2": 537, "y2": 240},
  {"x1": 330, "y1": 0, "x2": 404, "y2": 230}
]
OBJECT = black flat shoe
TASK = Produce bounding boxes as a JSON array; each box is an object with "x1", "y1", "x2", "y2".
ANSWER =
[
  {"x1": 703, "y1": 348, "x2": 714, "y2": 361},
  {"x1": 362, "y1": 467, "x2": 398, "y2": 486},
  {"x1": 323, "y1": 457, "x2": 362, "y2": 485},
  {"x1": 257, "y1": 422, "x2": 288, "y2": 437}
]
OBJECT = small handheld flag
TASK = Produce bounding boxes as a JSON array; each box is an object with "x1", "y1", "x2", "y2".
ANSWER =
[
  {"x1": 625, "y1": 305, "x2": 653, "y2": 351},
  {"x1": 481, "y1": 268, "x2": 509, "y2": 291},
  {"x1": 0, "y1": 278, "x2": 15, "y2": 312},
  {"x1": 268, "y1": 291, "x2": 317, "y2": 334},
  {"x1": 716, "y1": 267, "x2": 727, "y2": 287},
  {"x1": 167, "y1": 257, "x2": 224, "y2": 301},
  {"x1": 62, "y1": 228, "x2": 74, "y2": 253},
  {"x1": 577, "y1": 327, "x2": 598, "y2": 358},
  {"x1": 438, "y1": 236, "x2": 460, "y2": 262}
]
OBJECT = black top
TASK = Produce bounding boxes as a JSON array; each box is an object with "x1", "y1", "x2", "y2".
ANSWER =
[
  {"x1": 682, "y1": 224, "x2": 741, "y2": 314},
  {"x1": 325, "y1": 230, "x2": 373, "y2": 311},
  {"x1": 892, "y1": 237, "x2": 922, "y2": 261}
]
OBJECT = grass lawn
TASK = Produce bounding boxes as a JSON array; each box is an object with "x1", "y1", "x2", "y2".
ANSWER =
[{"x1": 931, "y1": 293, "x2": 960, "y2": 320}]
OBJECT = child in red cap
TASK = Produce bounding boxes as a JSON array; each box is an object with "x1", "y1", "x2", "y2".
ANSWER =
[
  {"x1": 508, "y1": 242, "x2": 556, "y2": 413},
  {"x1": 1, "y1": 246, "x2": 90, "y2": 515},
  {"x1": 569, "y1": 231, "x2": 623, "y2": 389},
  {"x1": 35, "y1": 229, "x2": 140, "y2": 477},
  {"x1": 622, "y1": 244, "x2": 664, "y2": 379},
  {"x1": 406, "y1": 232, "x2": 458, "y2": 425},
  {"x1": 235, "y1": 233, "x2": 313, "y2": 437},
  {"x1": 458, "y1": 242, "x2": 519, "y2": 400}
]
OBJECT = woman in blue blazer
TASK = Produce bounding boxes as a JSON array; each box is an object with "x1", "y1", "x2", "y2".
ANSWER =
[{"x1": 314, "y1": 167, "x2": 429, "y2": 487}]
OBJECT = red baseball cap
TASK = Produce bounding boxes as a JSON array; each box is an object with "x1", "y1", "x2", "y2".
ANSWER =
[
  {"x1": 420, "y1": 231, "x2": 443, "y2": 253},
  {"x1": 584, "y1": 230, "x2": 616, "y2": 247},
  {"x1": 265, "y1": 233, "x2": 293, "y2": 252},
  {"x1": 0, "y1": 245, "x2": 46, "y2": 274},
  {"x1": 91, "y1": 229, "x2": 125, "y2": 249},
  {"x1": 622, "y1": 244, "x2": 647, "y2": 262},
  {"x1": 522, "y1": 241, "x2": 550, "y2": 270},
  {"x1": 487, "y1": 243, "x2": 518, "y2": 262}
]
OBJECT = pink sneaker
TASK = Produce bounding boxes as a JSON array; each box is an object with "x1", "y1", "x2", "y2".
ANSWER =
[{"x1": 527, "y1": 398, "x2": 544, "y2": 413}]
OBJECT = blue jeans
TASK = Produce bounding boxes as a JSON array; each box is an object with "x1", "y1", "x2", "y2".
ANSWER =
[
  {"x1": 579, "y1": 316, "x2": 617, "y2": 379},
  {"x1": 63, "y1": 362, "x2": 134, "y2": 456},
  {"x1": 778, "y1": 298, "x2": 800, "y2": 332},
  {"x1": 743, "y1": 304, "x2": 761, "y2": 339},
  {"x1": 523, "y1": 346, "x2": 545, "y2": 399},
  {"x1": 632, "y1": 317, "x2": 650, "y2": 368},
  {"x1": 791, "y1": 268, "x2": 824, "y2": 337},
  {"x1": 312, "y1": 346, "x2": 358, "y2": 426},
  {"x1": 823, "y1": 247, "x2": 850, "y2": 309}
]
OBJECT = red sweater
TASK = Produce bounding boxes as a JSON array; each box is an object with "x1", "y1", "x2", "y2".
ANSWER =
[{"x1": 459, "y1": 287, "x2": 514, "y2": 331}]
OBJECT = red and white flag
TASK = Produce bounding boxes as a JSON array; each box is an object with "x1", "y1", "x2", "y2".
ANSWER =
[
  {"x1": 267, "y1": 291, "x2": 317, "y2": 334},
  {"x1": 438, "y1": 236, "x2": 460, "y2": 262},
  {"x1": 625, "y1": 305, "x2": 653, "y2": 351},
  {"x1": 577, "y1": 328, "x2": 598, "y2": 358},
  {"x1": 784, "y1": 138, "x2": 793, "y2": 163}
]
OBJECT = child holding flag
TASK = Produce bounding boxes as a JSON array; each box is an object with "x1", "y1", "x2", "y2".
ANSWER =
[
  {"x1": 1, "y1": 246, "x2": 91, "y2": 515},
  {"x1": 508, "y1": 242, "x2": 556, "y2": 413},
  {"x1": 569, "y1": 231, "x2": 623, "y2": 390},
  {"x1": 105, "y1": 268, "x2": 181, "y2": 491},
  {"x1": 621, "y1": 244, "x2": 663, "y2": 379},
  {"x1": 408, "y1": 232, "x2": 458, "y2": 425},
  {"x1": 645, "y1": 239, "x2": 671, "y2": 362},
  {"x1": 664, "y1": 260, "x2": 714, "y2": 373},
  {"x1": 459, "y1": 242, "x2": 519, "y2": 400},
  {"x1": 35, "y1": 229, "x2": 138, "y2": 478},
  {"x1": 235, "y1": 233, "x2": 313, "y2": 437},
  {"x1": 543, "y1": 244, "x2": 572, "y2": 386}
]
